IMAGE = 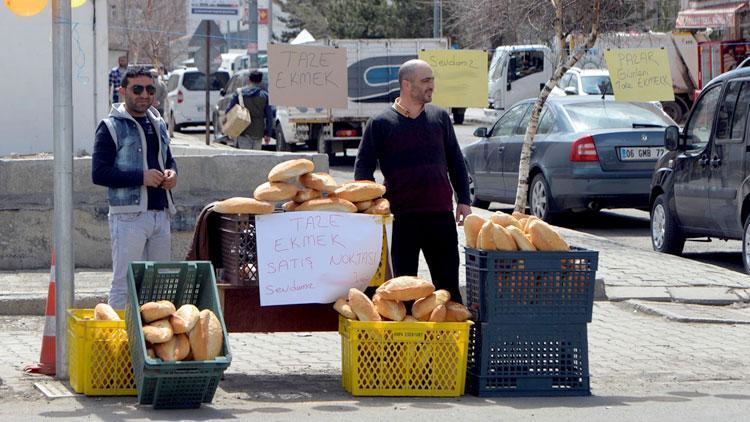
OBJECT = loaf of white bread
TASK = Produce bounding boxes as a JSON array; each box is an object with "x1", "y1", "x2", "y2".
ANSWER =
[{"x1": 464, "y1": 211, "x2": 569, "y2": 252}]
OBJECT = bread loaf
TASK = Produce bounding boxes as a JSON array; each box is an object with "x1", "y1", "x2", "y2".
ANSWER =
[
  {"x1": 347, "y1": 288, "x2": 381, "y2": 321},
  {"x1": 463, "y1": 214, "x2": 486, "y2": 248},
  {"x1": 354, "y1": 200, "x2": 373, "y2": 212},
  {"x1": 492, "y1": 224, "x2": 518, "y2": 251},
  {"x1": 142, "y1": 318, "x2": 174, "y2": 344},
  {"x1": 477, "y1": 221, "x2": 497, "y2": 250},
  {"x1": 295, "y1": 197, "x2": 357, "y2": 213},
  {"x1": 141, "y1": 300, "x2": 176, "y2": 323},
  {"x1": 94, "y1": 303, "x2": 120, "y2": 321},
  {"x1": 282, "y1": 201, "x2": 297, "y2": 212},
  {"x1": 253, "y1": 181, "x2": 298, "y2": 202},
  {"x1": 268, "y1": 159, "x2": 314, "y2": 182},
  {"x1": 506, "y1": 225, "x2": 536, "y2": 251},
  {"x1": 214, "y1": 197, "x2": 274, "y2": 215},
  {"x1": 333, "y1": 298, "x2": 357, "y2": 320},
  {"x1": 154, "y1": 333, "x2": 190, "y2": 362},
  {"x1": 372, "y1": 294, "x2": 406, "y2": 321},
  {"x1": 444, "y1": 301, "x2": 471, "y2": 322},
  {"x1": 375, "y1": 276, "x2": 435, "y2": 301},
  {"x1": 429, "y1": 304, "x2": 447, "y2": 322},
  {"x1": 412, "y1": 290, "x2": 451, "y2": 320},
  {"x1": 299, "y1": 172, "x2": 338, "y2": 193},
  {"x1": 170, "y1": 304, "x2": 200, "y2": 334},
  {"x1": 527, "y1": 220, "x2": 570, "y2": 251},
  {"x1": 522, "y1": 216, "x2": 540, "y2": 233},
  {"x1": 334, "y1": 181, "x2": 386, "y2": 203},
  {"x1": 364, "y1": 198, "x2": 390, "y2": 215},
  {"x1": 403, "y1": 315, "x2": 419, "y2": 322},
  {"x1": 293, "y1": 187, "x2": 321, "y2": 203},
  {"x1": 512, "y1": 211, "x2": 532, "y2": 220},
  {"x1": 491, "y1": 211, "x2": 523, "y2": 230},
  {"x1": 188, "y1": 309, "x2": 224, "y2": 360}
]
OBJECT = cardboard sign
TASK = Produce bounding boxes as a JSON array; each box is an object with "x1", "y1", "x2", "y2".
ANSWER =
[
  {"x1": 268, "y1": 44, "x2": 348, "y2": 108},
  {"x1": 255, "y1": 212, "x2": 387, "y2": 306},
  {"x1": 419, "y1": 50, "x2": 488, "y2": 108},
  {"x1": 604, "y1": 48, "x2": 675, "y2": 102}
]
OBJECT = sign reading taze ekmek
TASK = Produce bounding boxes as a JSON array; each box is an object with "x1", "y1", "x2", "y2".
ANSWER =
[
  {"x1": 418, "y1": 50, "x2": 488, "y2": 108},
  {"x1": 268, "y1": 44, "x2": 348, "y2": 108},
  {"x1": 604, "y1": 48, "x2": 675, "y2": 102}
]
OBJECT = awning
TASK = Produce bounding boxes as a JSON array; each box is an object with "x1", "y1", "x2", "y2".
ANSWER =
[{"x1": 676, "y1": 3, "x2": 748, "y2": 29}]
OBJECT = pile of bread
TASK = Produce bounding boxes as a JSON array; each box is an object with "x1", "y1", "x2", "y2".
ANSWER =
[
  {"x1": 94, "y1": 302, "x2": 224, "y2": 362},
  {"x1": 212, "y1": 158, "x2": 390, "y2": 215},
  {"x1": 333, "y1": 276, "x2": 471, "y2": 322},
  {"x1": 463, "y1": 211, "x2": 569, "y2": 252}
]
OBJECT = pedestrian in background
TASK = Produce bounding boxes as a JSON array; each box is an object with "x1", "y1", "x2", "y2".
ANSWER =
[
  {"x1": 108, "y1": 55, "x2": 128, "y2": 104},
  {"x1": 354, "y1": 59, "x2": 472, "y2": 303},
  {"x1": 225, "y1": 70, "x2": 273, "y2": 150},
  {"x1": 92, "y1": 67, "x2": 178, "y2": 309},
  {"x1": 150, "y1": 68, "x2": 168, "y2": 116}
]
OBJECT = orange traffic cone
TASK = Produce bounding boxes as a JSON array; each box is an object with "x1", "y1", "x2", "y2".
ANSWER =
[{"x1": 24, "y1": 252, "x2": 56, "y2": 375}]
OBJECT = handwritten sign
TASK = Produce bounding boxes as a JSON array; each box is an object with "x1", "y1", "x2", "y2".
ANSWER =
[
  {"x1": 268, "y1": 44, "x2": 348, "y2": 108},
  {"x1": 255, "y1": 212, "x2": 387, "y2": 306},
  {"x1": 418, "y1": 50, "x2": 487, "y2": 108},
  {"x1": 604, "y1": 48, "x2": 675, "y2": 102}
]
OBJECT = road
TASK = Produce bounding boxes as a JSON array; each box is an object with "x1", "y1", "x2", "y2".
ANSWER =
[{"x1": 177, "y1": 109, "x2": 747, "y2": 275}]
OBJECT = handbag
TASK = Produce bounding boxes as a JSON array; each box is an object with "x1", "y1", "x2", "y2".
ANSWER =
[{"x1": 222, "y1": 88, "x2": 252, "y2": 138}]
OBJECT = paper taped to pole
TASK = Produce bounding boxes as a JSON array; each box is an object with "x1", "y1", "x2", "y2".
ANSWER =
[
  {"x1": 418, "y1": 50, "x2": 488, "y2": 108},
  {"x1": 268, "y1": 44, "x2": 348, "y2": 108},
  {"x1": 604, "y1": 48, "x2": 675, "y2": 102}
]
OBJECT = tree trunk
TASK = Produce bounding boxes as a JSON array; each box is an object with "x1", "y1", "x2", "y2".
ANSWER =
[{"x1": 513, "y1": 0, "x2": 601, "y2": 214}]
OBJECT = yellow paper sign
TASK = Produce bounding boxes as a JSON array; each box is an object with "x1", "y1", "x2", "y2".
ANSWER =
[
  {"x1": 604, "y1": 48, "x2": 675, "y2": 102},
  {"x1": 418, "y1": 50, "x2": 487, "y2": 108}
]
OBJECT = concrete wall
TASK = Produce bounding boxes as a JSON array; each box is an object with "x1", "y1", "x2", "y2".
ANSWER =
[
  {"x1": 0, "y1": 151, "x2": 328, "y2": 270},
  {"x1": 0, "y1": 1, "x2": 108, "y2": 156}
]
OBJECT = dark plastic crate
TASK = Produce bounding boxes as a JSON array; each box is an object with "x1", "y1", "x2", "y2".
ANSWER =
[
  {"x1": 218, "y1": 214, "x2": 259, "y2": 287},
  {"x1": 466, "y1": 322, "x2": 590, "y2": 397},
  {"x1": 126, "y1": 261, "x2": 232, "y2": 409},
  {"x1": 465, "y1": 247, "x2": 598, "y2": 324}
]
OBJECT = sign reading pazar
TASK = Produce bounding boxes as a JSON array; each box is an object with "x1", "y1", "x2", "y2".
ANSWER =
[{"x1": 268, "y1": 44, "x2": 348, "y2": 108}]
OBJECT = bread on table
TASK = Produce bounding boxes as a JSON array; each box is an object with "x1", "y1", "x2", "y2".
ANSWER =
[
  {"x1": 141, "y1": 300, "x2": 176, "y2": 323},
  {"x1": 170, "y1": 304, "x2": 200, "y2": 334},
  {"x1": 142, "y1": 318, "x2": 174, "y2": 344},
  {"x1": 477, "y1": 221, "x2": 497, "y2": 251},
  {"x1": 333, "y1": 298, "x2": 358, "y2": 320},
  {"x1": 299, "y1": 172, "x2": 338, "y2": 193},
  {"x1": 364, "y1": 198, "x2": 390, "y2": 215},
  {"x1": 492, "y1": 224, "x2": 518, "y2": 251},
  {"x1": 354, "y1": 200, "x2": 373, "y2": 212},
  {"x1": 334, "y1": 181, "x2": 386, "y2": 203},
  {"x1": 295, "y1": 197, "x2": 357, "y2": 213},
  {"x1": 94, "y1": 303, "x2": 120, "y2": 320},
  {"x1": 253, "y1": 181, "x2": 298, "y2": 202},
  {"x1": 491, "y1": 211, "x2": 523, "y2": 230},
  {"x1": 444, "y1": 301, "x2": 471, "y2": 322},
  {"x1": 347, "y1": 288, "x2": 381, "y2": 321},
  {"x1": 188, "y1": 309, "x2": 224, "y2": 360},
  {"x1": 463, "y1": 214, "x2": 486, "y2": 248},
  {"x1": 506, "y1": 225, "x2": 536, "y2": 251},
  {"x1": 268, "y1": 159, "x2": 314, "y2": 182},
  {"x1": 214, "y1": 197, "x2": 274, "y2": 215},
  {"x1": 375, "y1": 276, "x2": 435, "y2": 301},
  {"x1": 372, "y1": 294, "x2": 406, "y2": 321},
  {"x1": 293, "y1": 187, "x2": 321, "y2": 203},
  {"x1": 428, "y1": 304, "x2": 447, "y2": 322},
  {"x1": 527, "y1": 220, "x2": 570, "y2": 251},
  {"x1": 282, "y1": 201, "x2": 297, "y2": 212},
  {"x1": 154, "y1": 333, "x2": 191, "y2": 362},
  {"x1": 412, "y1": 290, "x2": 451, "y2": 320}
]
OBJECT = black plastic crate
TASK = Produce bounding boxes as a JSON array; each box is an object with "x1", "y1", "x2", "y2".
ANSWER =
[
  {"x1": 218, "y1": 214, "x2": 259, "y2": 287},
  {"x1": 126, "y1": 261, "x2": 232, "y2": 409},
  {"x1": 466, "y1": 322, "x2": 590, "y2": 397},
  {"x1": 465, "y1": 247, "x2": 597, "y2": 324}
]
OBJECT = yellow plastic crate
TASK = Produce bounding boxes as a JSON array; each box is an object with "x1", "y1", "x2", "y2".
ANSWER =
[
  {"x1": 368, "y1": 224, "x2": 390, "y2": 287},
  {"x1": 339, "y1": 317, "x2": 471, "y2": 397},
  {"x1": 67, "y1": 309, "x2": 137, "y2": 396}
]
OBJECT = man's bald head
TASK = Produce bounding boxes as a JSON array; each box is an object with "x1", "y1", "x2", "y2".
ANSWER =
[
  {"x1": 398, "y1": 59, "x2": 431, "y2": 86},
  {"x1": 398, "y1": 59, "x2": 435, "y2": 106}
]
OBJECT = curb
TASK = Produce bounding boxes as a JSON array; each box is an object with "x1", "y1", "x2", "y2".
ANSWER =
[{"x1": 624, "y1": 299, "x2": 750, "y2": 324}]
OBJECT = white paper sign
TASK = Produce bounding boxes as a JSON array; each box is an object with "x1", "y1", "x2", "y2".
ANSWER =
[{"x1": 255, "y1": 212, "x2": 385, "y2": 306}]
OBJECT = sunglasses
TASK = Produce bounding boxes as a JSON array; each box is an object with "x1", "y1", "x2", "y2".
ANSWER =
[{"x1": 131, "y1": 84, "x2": 156, "y2": 95}]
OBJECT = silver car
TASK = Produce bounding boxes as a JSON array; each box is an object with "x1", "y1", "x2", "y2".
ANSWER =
[{"x1": 462, "y1": 97, "x2": 676, "y2": 221}]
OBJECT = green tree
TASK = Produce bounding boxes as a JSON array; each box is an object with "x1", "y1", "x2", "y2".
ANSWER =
[
  {"x1": 278, "y1": 0, "x2": 332, "y2": 42},
  {"x1": 326, "y1": 0, "x2": 390, "y2": 39}
]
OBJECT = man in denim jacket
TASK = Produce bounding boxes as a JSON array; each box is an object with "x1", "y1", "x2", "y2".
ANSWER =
[{"x1": 92, "y1": 67, "x2": 178, "y2": 309}]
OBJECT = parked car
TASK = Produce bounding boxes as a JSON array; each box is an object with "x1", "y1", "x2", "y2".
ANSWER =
[
  {"x1": 212, "y1": 68, "x2": 269, "y2": 143},
  {"x1": 649, "y1": 67, "x2": 750, "y2": 273},
  {"x1": 463, "y1": 96, "x2": 676, "y2": 221},
  {"x1": 550, "y1": 68, "x2": 613, "y2": 97},
  {"x1": 164, "y1": 68, "x2": 230, "y2": 133}
]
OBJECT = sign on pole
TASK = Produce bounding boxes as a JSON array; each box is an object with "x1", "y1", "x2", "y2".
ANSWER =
[
  {"x1": 419, "y1": 50, "x2": 488, "y2": 108},
  {"x1": 268, "y1": 44, "x2": 348, "y2": 108},
  {"x1": 604, "y1": 48, "x2": 675, "y2": 102},
  {"x1": 187, "y1": 0, "x2": 242, "y2": 21}
]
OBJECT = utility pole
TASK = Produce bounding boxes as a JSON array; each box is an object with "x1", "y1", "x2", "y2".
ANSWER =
[
  {"x1": 249, "y1": 0, "x2": 258, "y2": 68},
  {"x1": 52, "y1": 0, "x2": 74, "y2": 380},
  {"x1": 433, "y1": 0, "x2": 442, "y2": 39}
]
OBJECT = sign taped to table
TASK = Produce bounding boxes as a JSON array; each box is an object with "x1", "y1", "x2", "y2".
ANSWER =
[{"x1": 255, "y1": 212, "x2": 390, "y2": 306}]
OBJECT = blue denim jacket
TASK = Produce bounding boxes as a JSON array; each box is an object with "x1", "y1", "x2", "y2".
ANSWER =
[{"x1": 97, "y1": 104, "x2": 176, "y2": 215}]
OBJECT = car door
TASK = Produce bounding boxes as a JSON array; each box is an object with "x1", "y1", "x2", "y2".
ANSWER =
[
  {"x1": 708, "y1": 79, "x2": 750, "y2": 237},
  {"x1": 485, "y1": 104, "x2": 530, "y2": 198},
  {"x1": 501, "y1": 103, "x2": 539, "y2": 201},
  {"x1": 673, "y1": 84, "x2": 722, "y2": 231}
]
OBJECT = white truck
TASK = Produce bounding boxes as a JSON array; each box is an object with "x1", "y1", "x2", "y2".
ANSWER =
[
  {"x1": 486, "y1": 44, "x2": 555, "y2": 114},
  {"x1": 273, "y1": 38, "x2": 459, "y2": 160}
]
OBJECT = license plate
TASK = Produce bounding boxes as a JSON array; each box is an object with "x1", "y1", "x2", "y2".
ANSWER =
[{"x1": 619, "y1": 146, "x2": 665, "y2": 161}]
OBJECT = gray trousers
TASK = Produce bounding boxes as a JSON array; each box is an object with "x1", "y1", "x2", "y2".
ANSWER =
[
  {"x1": 236, "y1": 135, "x2": 262, "y2": 150},
  {"x1": 107, "y1": 210, "x2": 171, "y2": 309}
]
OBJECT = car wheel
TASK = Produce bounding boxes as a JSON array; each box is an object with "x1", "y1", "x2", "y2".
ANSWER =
[
  {"x1": 650, "y1": 194, "x2": 685, "y2": 254},
  {"x1": 742, "y1": 214, "x2": 750, "y2": 275},
  {"x1": 275, "y1": 122, "x2": 288, "y2": 152},
  {"x1": 529, "y1": 174, "x2": 556, "y2": 222},
  {"x1": 468, "y1": 172, "x2": 490, "y2": 209}
]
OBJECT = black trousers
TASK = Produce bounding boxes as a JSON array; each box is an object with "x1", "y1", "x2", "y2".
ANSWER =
[{"x1": 391, "y1": 212, "x2": 462, "y2": 304}]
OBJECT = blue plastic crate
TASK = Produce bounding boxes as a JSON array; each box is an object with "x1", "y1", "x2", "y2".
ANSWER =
[
  {"x1": 465, "y1": 247, "x2": 598, "y2": 324},
  {"x1": 466, "y1": 322, "x2": 590, "y2": 397}
]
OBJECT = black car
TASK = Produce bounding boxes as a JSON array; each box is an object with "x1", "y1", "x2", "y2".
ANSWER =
[{"x1": 650, "y1": 67, "x2": 750, "y2": 273}]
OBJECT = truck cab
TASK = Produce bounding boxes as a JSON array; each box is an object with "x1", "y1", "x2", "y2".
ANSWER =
[{"x1": 487, "y1": 45, "x2": 554, "y2": 113}]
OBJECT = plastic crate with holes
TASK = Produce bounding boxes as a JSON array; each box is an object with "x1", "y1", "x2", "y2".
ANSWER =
[
  {"x1": 464, "y1": 247, "x2": 598, "y2": 324},
  {"x1": 126, "y1": 261, "x2": 231, "y2": 409},
  {"x1": 339, "y1": 317, "x2": 472, "y2": 397},
  {"x1": 466, "y1": 322, "x2": 590, "y2": 396},
  {"x1": 67, "y1": 309, "x2": 137, "y2": 396}
]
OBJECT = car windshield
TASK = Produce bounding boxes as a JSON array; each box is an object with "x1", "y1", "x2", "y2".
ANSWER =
[
  {"x1": 581, "y1": 75, "x2": 613, "y2": 95},
  {"x1": 182, "y1": 72, "x2": 230, "y2": 91},
  {"x1": 563, "y1": 101, "x2": 673, "y2": 131}
]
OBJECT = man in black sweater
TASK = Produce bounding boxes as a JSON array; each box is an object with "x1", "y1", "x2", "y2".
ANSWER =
[{"x1": 354, "y1": 59, "x2": 472, "y2": 303}]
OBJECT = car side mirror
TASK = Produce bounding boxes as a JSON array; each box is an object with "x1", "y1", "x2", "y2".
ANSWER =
[
  {"x1": 664, "y1": 125, "x2": 681, "y2": 151},
  {"x1": 219, "y1": 88, "x2": 226, "y2": 96},
  {"x1": 474, "y1": 127, "x2": 489, "y2": 138},
  {"x1": 564, "y1": 86, "x2": 578, "y2": 95}
]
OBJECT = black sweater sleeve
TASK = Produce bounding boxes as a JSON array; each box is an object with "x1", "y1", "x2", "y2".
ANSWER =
[
  {"x1": 443, "y1": 112, "x2": 471, "y2": 205},
  {"x1": 354, "y1": 118, "x2": 378, "y2": 181},
  {"x1": 91, "y1": 122, "x2": 143, "y2": 188}
]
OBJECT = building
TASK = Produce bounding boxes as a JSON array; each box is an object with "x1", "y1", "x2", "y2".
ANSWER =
[{"x1": 677, "y1": 1, "x2": 750, "y2": 39}]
